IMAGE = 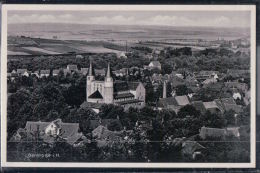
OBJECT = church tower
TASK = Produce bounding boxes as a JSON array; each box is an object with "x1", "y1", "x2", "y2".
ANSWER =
[
  {"x1": 104, "y1": 63, "x2": 114, "y2": 104},
  {"x1": 86, "y1": 61, "x2": 95, "y2": 101}
]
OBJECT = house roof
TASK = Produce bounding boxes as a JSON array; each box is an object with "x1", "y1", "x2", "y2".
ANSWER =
[
  {"x1": 88, "y1": 90, "x2": 103, "y2": 99},
  {"x1": 182, "y1": 141, "x2": 205, "y2": 155},
  {"x1": 158, "y1": 97, "x2": 177, "y2": 107},
  {"x1": 116, "y1": 99, "x2": 143, "y2": 105},
  {"x1": 224, "y1": 104, "x2": 243, "y2": 113},
  {"x1": 89, "y1": 119, "x2": 122, "y2": 130},
  {"x1": 149, "y1": 61, "x2": 161, "y2": 67},
  {"x1": 67, "y1": 64, "x2": 78, "y2": 70},
  {"x1": 175, "y1": 95, "x2": 190, "y2": 106},
  {"x1": 203, "y1": 101, "x2": 219, "y2": 109},
  {"x1": 114, "y1": 81, "x2": 129, "y2": 92},
  {"x1": 17, "y1": 69, "x2": 27, "y2": 74},
  {"x1": 53, "y1": 69, "x2": 61, "y2": 75},
  {"x1": 200, "y1": 127, "x2": 226, "y2": 138},
  {"x1": 128, "y1": 82, "x2": 140, "y2": 90},
  {"x1": 40, "y1": 70, "x2": 50, "y2": 75},
  {"x1": 92, "y1": 125, "x2": 115, "y2": 139},
  {"x1": 192, "y1": 101, "x2": 206, "y2": 113},
  {"x1": 25, "y1": 119, "x2": 80, "y2": 140},
  {"x1": 80, "y1": 101, "x2": 104, "y2": 109}
]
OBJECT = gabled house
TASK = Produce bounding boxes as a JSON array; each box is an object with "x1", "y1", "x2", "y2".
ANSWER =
[{"x1": 11, "y1": 119, "x2": 84, "y2": 146}]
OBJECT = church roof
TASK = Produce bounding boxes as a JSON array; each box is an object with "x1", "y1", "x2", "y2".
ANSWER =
[
  {"x1": 88, "y1": 90, "x2": 103, "y2": 99},
  {"x1": 114, "y1": 81, "x2": 129, "y2": 92},
  {"x1": 116, "y1": 99, "x2": 143, "y2": 105},
  {"x1": 114, "y1": 93, "x2": 134, "y2": 99},
  {"x1": 128, "y1": 82, "x2": 140, "y2": 90}
]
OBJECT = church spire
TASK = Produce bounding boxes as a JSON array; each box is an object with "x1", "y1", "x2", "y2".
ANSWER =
[
  {"x1": 89, "y1": 61, "x2": 93, "y2": 76},
  {"x1": 106, "y1": 63, "x2": 111, "y2": 78}
]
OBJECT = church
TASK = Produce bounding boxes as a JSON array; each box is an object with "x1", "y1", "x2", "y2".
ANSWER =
[{"x1": 81, "y1": 62, "x2": 146, "y2": 113}]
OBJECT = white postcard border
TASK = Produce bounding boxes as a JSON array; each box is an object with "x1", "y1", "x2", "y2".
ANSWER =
[{"x1": 1, "y1": 4, "x2": 256, "y2": 168}]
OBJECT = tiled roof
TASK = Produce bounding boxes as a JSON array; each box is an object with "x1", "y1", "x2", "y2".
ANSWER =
[
  {"x1": 40, "y1": 70, "x2": 50, "y2": 75},
  {"x1": 80, "y1": 101, "x2": 104, "y2": 109},
  {"x1": 158, "y1": 97, "x2": 177, "y2": 107},
  {"x1": 192, "y1": 101, "x2": 206, "y2": 114},
  {"x1": 88, "y1": 90, "x2": 103, "y2": 99},
  {"x1": 175, "y1": 95, "x2": 190, "y2": 106},
  {"x1": 150, "y1": 61, "x2": 161, "y2": 67},
  {"x1": 17, "y1": 69, "x2": 27, "y2": 74},
  {"x1": 128, "y1": 82, "x2": 140, "y2": 90},
  {"x1": 116, "y1": 99, "x2": 143, "y2": 105},
  {"x1": 67, "y1": 64, "x2": 78, "y2": 70},
  {"x1": 89, "y1": 119, "x2": 122, "y2": 130},
  {"x1": 114, "y1": 92, "x2": 134, "y2": 99},
  {"x1": 53, "y1": 69, "x2": 61, "y2": 75},
  {"x1": 114, "y1": 81, "x2": 129, "y2": 92}
]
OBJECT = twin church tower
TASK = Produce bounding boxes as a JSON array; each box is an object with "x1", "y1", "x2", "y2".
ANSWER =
[{"x1": 86, "y1": 62, "x2": 114, "y2": 104}]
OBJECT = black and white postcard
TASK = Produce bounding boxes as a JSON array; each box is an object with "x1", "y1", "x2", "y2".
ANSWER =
[{"x1": 1, "y1": 5, "x2": 256, "y2": 168}]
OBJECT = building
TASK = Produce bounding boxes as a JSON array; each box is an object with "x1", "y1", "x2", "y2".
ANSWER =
[
  {"x1": 40, "y1": 70, "x2": 50, "y2": 78},
  {"x1": 81, "y1": 62, "x2": 145, "y2": 111},
  {"x1": 144, "y1": 61, "x2": 162, "y2": 70},
  {"x1": 67, "y1": 64, "x2": 78, "y2": 72},
  {"x1": 10, "y1": 119, "x2": 84, "y2": 146},
  {"x1": 52, "y1": 69, "x2": 61, "y2": 76},
  {"x1": 17, "y1": 69, "x2": 29, "y2": 77},
  {"x1": 80, "y1": 68, "x2": 89, "y2": 76}
]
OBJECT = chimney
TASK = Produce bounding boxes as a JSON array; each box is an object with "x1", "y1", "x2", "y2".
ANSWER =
[{"x1": 163, "y1": 81, "x2": 167, "y2": 98}]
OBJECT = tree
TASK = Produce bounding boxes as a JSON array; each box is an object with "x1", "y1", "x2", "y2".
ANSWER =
[{"x1": 175, "y1": 84, "x2": 188, "y2": 96}]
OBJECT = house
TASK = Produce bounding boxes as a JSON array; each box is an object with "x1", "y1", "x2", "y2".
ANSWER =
[
  {"x1": 148, "y1": 61, "x2": 161, "y2": 70},
  {"x1": 233, "y1": 92, "x2": 242, "y2": 100},
  {"x1": 199, "y1": 127, "x2": 227, "y2": 140},
  {"x1": 80, "y1": 101, "x2": 103, "y2": 114},
  {"x1": 182, "y1": 141, "x2": 205, "y2": 160},
  {"x1": 17, "y1": 69, "x2": 29, "y2": 77},
  {"x1": 92, "y1": 125, "x2": 122, "y2": 148},
  {"x1": 11, "y1": 119, "x2": 84, "y2": 146},
  {"x1": 202, "y1": 77, "x2": 217, "y2": 85},
  {"x1": 31, "y1": 71, "x2": 40, "y2": 78},
  {"x1": 158, "y1": 95, "x2": 190, "y2": 113},
  {"x1": 144, "y1": 61, "x2": 161, "y2": 70},
  {"x1": 40, "y1": 70, "x2": 50, "y2": 78},
  {"x1": 214, "y1": 98, "x2": 242, "y2": 113},
  {"x1": 194, "y1": 71, "x2": 219, "y2": 82},
  {"x1": 199, "y1": 126, "x2": 241, "y2": 140},
  {"x1": 89, "y1": 118, "x2": 122, "y2": 130},
  {"x1": 243, "y1": 89, "x2": 250, "y2": 105},
  {"x1": 67, "y1": 64, "x2": 78, "y2": 72},
  {"x1": 52, "y1": 69, "x2": 61, "y2": 76},
  {"x1": 203, "y1": 101, "x2": 222, "y2": 114},
  {"x1": 191, "y1": 101, "x2": 207, "y2": 114},
  {"x1": 63, "y1": 69, "x2": 71, "y2": 76},
  {"x1": 80, "y1": 68, "x2": 89, "y2": 76},
  {"x1": 224, "y1": 82, "x2": 248, "y2": 92}
]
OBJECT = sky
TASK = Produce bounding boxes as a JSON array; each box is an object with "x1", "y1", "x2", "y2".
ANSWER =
[{"x1": 8, "y1": 10, "x2": 250, "y2": 28}]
